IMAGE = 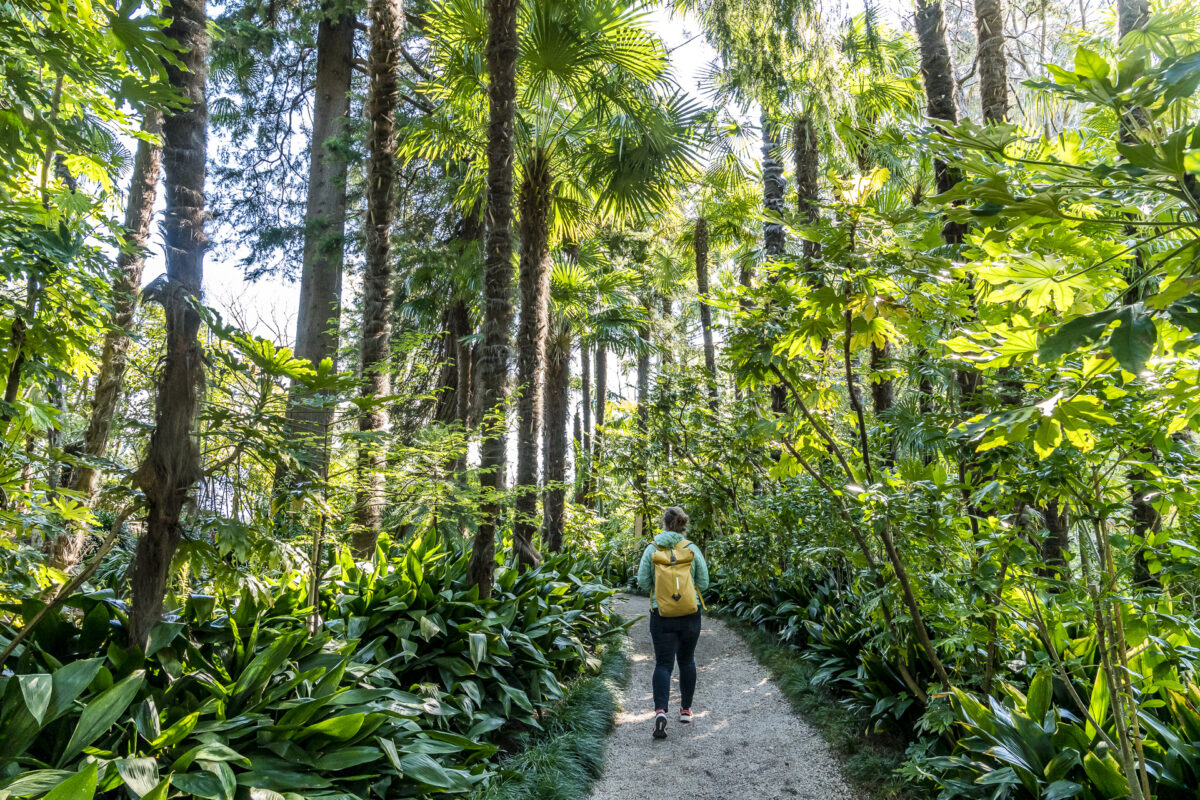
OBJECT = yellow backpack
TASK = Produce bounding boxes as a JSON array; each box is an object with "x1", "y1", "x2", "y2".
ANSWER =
[{"x1": 651, "y1": 539, "x2": 705, "y2": 617}]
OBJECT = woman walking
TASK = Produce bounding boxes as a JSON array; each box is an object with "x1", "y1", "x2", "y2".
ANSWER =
[{"x1": 636, "y1": 506, "x2": 710, "y2": 739}]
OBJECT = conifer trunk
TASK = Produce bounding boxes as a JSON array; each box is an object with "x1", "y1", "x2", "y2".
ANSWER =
[
  {"x1": 351, "y1": 0, "x2": 403, "y2": 560},
  {"x1": 51, "y1": 111, "x2": 162, "y2": 570},
  {"x1": 512, "y1": 152, "x2": 553, "y2": 570},
  {"x1": 127, "y1": 0, "x2": 208, "y2": 650},
  {"x1": 468, "y1": 0, "x2": 520, "y2": 597},
  {"x1": 283, "y1": 3, "x2": 354, "y2": 481}
]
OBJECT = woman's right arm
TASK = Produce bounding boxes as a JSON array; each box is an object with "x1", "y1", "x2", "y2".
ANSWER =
[{"x1": 636, "y1": 546, "x2": 654, "y2": 591}]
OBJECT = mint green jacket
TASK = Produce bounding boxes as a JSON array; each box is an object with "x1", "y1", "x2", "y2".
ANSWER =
[{"x1": 636, "y1": 531, "x2": 710, "y2": 611}]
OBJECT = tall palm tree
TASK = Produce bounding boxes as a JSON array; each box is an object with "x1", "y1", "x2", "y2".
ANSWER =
[
  {"x1": 127, "y1": 0, "x2": 208, "y2": 649},
  {"x1": 351, "y1": 0, "x2": 404, "y2": 560},
  {"x1": 470, "y1": 0, "x2": 519, "y2": 598},
  {"x1": 973, "y1": 0, "x2": 1008, "y2": 124},
  {"x1": 51, "y1": 110, "x2": 163, "y2": 570}
]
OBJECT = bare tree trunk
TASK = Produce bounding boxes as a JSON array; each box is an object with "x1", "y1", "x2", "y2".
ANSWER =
[
  {"x1": 695, "y1": 216, "x2": 717, "y2": 408},
  {"x1": 542, "y1": 323, "x2": 570, "y2": 552},
  {"x1": 761, "y1": 110, "x2": 786, "y2": 264},
  {"x1": 512, "y1": 152, "x2": 553, "y2": 571},
  {"x1": 50, "y1": 111, "x2": 163, "y2": 570},
  {"x1": 1040, "y1": 497, "x2": 1070, "y2": 578},
  {"x1": 350, "y1": 0, "x2": 403, "y2": 560},
  {"x1": 586, "y1": 343, "x2": 606, "y2": 509},
  {"x1": 468, "y1": 0, "x2": 520, "y2": 597},
  {"x1": 282, "y1": 3, "x2": 355, "y2": 482},
  {"x1": 974, "y1": 0, "x2": 1008, "y2": 124},
  {"x1": 127, "y1": 0, "x2": 208, "y2": 650}
]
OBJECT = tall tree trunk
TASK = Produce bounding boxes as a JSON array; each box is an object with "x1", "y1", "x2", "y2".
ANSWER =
[
  {"x1": 350, "y1": 0, "x2": 402, "y2": 560},
  {"x1": 762, "y1": 110, "x2": 787, "y2": 413},
  {"x1": 974, "y1": 0, "x2": 1008, "y2": 124},
  {"x1": 435, "y1": 301, "x2": 467, "y2": 424},
  {"x1": 695, "y1": 216, "x2": 717, "y2": 408},
  {"x1": 512, "y1": 152, "x2": 553, "y2": 571},
  {"x1": 1040, "y1": 497, "x2": 1070, "y2": 578},
  {"x1": 127, "y1": 0, "x2": 208, "y2": 650},
  {"x1": 50, "y1": 111, "x2": 163, "y2": 570},
  {"x1": 282, "y1": 3, "x2": 355, "y2": 483},
  {"x1": 586, "y1": 343, "x2": 606, "y2": 509},
  {"x1": 1118, "y1": 0, "x2": 1149, "y2": 38},
  {"x1": 634, "y1": 310, "x2": 651, "y2": 512},
  {"x1": 542, "y1": 324, "x2": 570, "y2": 552},
  {"x1": 467, "y1": 0, "x2": 520, "y2": 597},
  {"x1": 793, "y1": 114, "x2": 820, "y2": 265},
  {"x1": 761, "y1": 110, "x2": 786, "y2": 265},
  {"x1": 580, "y1": 341, "x2": 591, "y2": 453}
]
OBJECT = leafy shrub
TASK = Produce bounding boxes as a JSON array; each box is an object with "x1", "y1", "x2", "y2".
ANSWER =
[{"x1": 0, "y1": 533, "x2": 618, "y2": 799}]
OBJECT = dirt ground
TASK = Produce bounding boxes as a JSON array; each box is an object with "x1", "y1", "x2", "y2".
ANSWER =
[{"x1": 589, "y1": 594, "x2": 856, "y2": 800}]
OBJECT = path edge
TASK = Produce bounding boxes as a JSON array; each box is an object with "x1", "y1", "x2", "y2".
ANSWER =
[
  {"x1": 711, "y1": 609, "x2": 924, "y2": 800},
  {"x1": 472, "y1": 610, "x2": 634, "y2": 800}
]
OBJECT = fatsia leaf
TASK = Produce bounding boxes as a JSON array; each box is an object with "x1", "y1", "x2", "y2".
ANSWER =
[
  {"x1": 1038, "y1": 309, "x2": 1120, "y2": 362},
  {"x1": 1108, "y1": 307, "x2": 1156, "y2": 374}
]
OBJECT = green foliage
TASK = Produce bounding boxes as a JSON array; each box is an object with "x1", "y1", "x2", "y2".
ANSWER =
[{"x1": 0, "y1": 534, "x2": 619, "y2": 799}]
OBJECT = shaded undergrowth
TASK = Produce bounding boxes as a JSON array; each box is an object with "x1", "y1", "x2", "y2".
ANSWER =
[
  {"x1": 474, "y1": 621, "x2": 633, "y2": 800},
  {"x1": 716, "y1": 612, "x2": 929, "y2": 800}
]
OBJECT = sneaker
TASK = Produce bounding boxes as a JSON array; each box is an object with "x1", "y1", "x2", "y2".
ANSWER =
[
  {"x1": 679, "y1": 708, "x2": 693, "y2": 723},
  {"x1": 652, "y1": 710, "x2": 668, "y2": 739}
]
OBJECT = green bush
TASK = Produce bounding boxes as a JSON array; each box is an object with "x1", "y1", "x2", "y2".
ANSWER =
[{"x1": 0, "y1": 532, "x2": 619, "y2": 799}]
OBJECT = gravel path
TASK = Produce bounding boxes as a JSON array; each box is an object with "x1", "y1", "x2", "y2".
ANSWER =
[{"x1": 590, "y1": 594, "x2": 855, "y2": 800}]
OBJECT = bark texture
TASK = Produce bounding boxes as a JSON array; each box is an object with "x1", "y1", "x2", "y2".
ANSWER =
[
  {"x1": 793, "y1": 115, "x2": 820, "y2": 263},
  {"x1": 128, "y1": 0, "x2": 208, "y2": 650},
  {"x1": 761, "y1": 110, "x2": 786, "y2": 267},
  {"x1": 512, "y1": 151, "x2": 553, "y2": 571},
  {"x1": 51, "y1": 111, "x2": 162, "y2": 570},
  {"x1": 351, "y1": 0, "x2": 403, "y2": 560},
  {"x1": 1118, "y1": 0, "x2": 1149, "y2": 38},
  {"x1": 284, "y1": 3, "x2": 355, "y2": 480},
  {"x1": 694, "y1": 216, "x2": 717, "y2": 407},
  {"x1": 974, "y1": 0, "x2": 1009, "y2": 124},
  {"x1": 468, "y1": 0, "x2": 520, "y2": 597},
  {"x1": 542, "y1": 324, "x2": 570, "y2": 552},
  {"x1": 915, "y1": 0, "x2": 963, "y2": 229}
]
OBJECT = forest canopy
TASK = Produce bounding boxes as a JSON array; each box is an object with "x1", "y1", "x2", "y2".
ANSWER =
[{"x1": 2, "y1": 0, "x2": 1200, "y2": 797}]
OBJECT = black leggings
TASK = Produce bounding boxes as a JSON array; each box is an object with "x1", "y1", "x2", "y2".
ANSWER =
[{"x1": 649, "y1": 610, "x2": 701, "y2": 712}]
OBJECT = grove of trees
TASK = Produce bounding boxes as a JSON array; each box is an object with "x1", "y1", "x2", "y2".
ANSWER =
[{"x1": 2, "y1": 0, "x2": 1200, "y2": 796}]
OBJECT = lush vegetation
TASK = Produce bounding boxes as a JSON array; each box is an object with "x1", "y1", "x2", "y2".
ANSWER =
[{"x1": 4, "y1": 0, "x2": 1200, "y2": 796}]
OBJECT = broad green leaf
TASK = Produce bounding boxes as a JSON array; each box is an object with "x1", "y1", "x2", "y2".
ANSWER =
[
  {"x1": 1045, "y1": 779, "x2": 1083, "y2": 800},
  {"x1": 302, "y1": 712, "x2": 366, "y2": 741},
  {"x1": 115, "y1": 757, "x2": 159, "y2": 798},
  {"x1": 468, "y1": 632, "x2": 487, "y2": 669},
  {"x1": 44, "y1": 764, "x2": 97, "y2": 800},
  {"x1": 1026, "y1": 673, "x2": 1051, "y2": 723},
  {"x1": 148, "y1": 711, "x2": 199, "y2": 749},
  {"x1": 1082, "y1": 752, "x2": 1129, "y2": 799},
  {"x1": 18, "y1": 674, "x2": 52, "y2": 724},
  {"x1": 59, "y1": 670, "x2": 146, "y2": 765},
  {"x1": 1074, "y1": 47, "x2": 1109, "y2": 81},
  {"x1": 1038, "y1": 309, "x2": 1119, "y2": 362},
  {"x1": 1108, "y1": 308, "x2": 1156, "y2": 374}
]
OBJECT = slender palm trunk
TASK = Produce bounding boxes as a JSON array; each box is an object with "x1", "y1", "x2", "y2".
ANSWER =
[
  {"x1": 282, "y1": 3, "x2": 354, "y2": 482},
  {"x1": 1118, "y1": 0, "x2": 1149, "y2": 38},
  {"x1": 634, "y1": 310, "x2": 651, "y2": 506},
  {"x1": 542, "y1": 324, "x2": 570, "y2": 552},
  {"x1": 50, "y1": 111, "x2": 162, "y2": 570},
  {"x1": 468, "y1": 0, "x2": 520, "y2": 597},
  {"x1": 127, "y1": 0, "x2": 208, "y2": 650},
  {"x1": 761, "y1": 109, "x2": 786, "y2": 264},
  {"x1": 586, "y1": 343, "x2": 606, "y2": 509},
  {"x1": 694, "y1": 216, "x2": 717, "y2": 408},
  {"x1": 580, "y1": 341, "x2": 591, "y2": 453},
  {"x1": 351, "y1": 0, "x2": 403, "y2": 560},
  {"x1": 512, "y1": 152, "x2": 553, "y2": 570}
]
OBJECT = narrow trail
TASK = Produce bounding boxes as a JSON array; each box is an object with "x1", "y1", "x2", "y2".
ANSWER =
[{"x1": 590, "y1": 594, "x2": 855, "y2": 800}]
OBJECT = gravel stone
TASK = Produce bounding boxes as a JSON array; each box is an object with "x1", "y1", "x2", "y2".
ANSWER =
[{"x1": 590, "y1": 594, "x2": 855, "y2": 800}]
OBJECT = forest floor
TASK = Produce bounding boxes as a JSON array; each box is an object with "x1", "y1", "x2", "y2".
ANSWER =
[{"x1": 589, "y1": 594, "x2": 855, "y2": 800}]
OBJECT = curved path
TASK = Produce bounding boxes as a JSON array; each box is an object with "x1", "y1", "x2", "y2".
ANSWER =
[{"x1": 590, "y1": 594, "x2": 855, "y2": 800}]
